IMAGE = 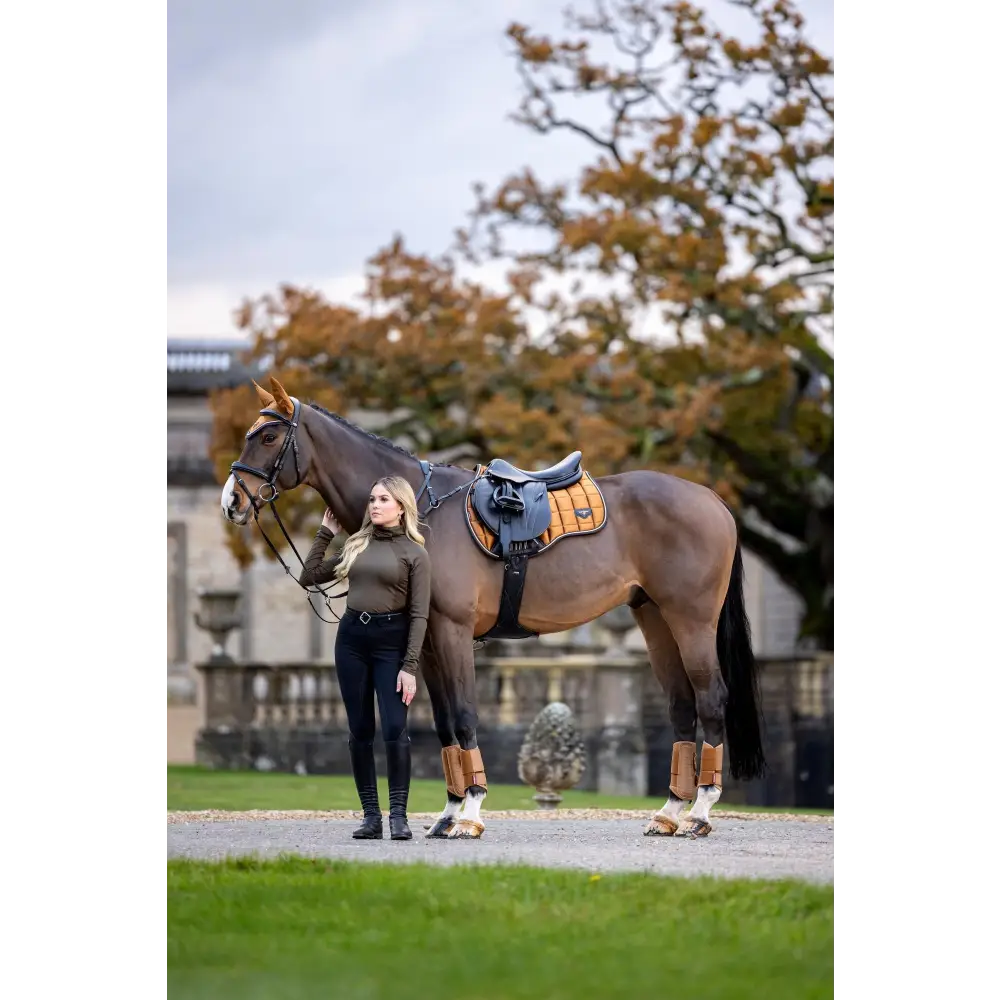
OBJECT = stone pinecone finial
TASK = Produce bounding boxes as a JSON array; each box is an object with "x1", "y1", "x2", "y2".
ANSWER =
[{"x1": 517, "y1": 702, "x2": 587, "y2": 808}]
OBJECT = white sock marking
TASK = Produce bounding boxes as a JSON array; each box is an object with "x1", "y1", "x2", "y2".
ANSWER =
[
  {"x1": 433, "y1": 797, "x2": 462, "y2": 828},
  {"x1": 655, "y1": 795, "x2": 687, "y2": 824},
  {"x1": 688, "y1": 784, "x2": 722, "y2": 823},
  {"x1": 460, "y1": 789, "x2": 487, "y2": 825}
]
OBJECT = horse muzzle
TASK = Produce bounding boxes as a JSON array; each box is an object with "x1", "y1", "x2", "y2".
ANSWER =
[{"x1": 221, "y1": 474, "x2": 252, "y2": 525}]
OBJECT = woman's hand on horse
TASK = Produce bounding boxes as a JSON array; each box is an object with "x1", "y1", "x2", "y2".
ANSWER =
[
  {"x1": 321, "y1": 508, "x2": 341, "y2": 534},
  {"x1": 397, "y1": 670, "x2": 417, "y2": 706}
]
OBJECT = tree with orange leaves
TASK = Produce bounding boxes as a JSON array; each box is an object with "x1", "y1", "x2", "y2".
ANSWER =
[
  {"x1": 211, "y1": 0, "x2": 833, "y2": 646},
  {"x1": 462, "y1": 0, "x2": 833, "y2": 644}
]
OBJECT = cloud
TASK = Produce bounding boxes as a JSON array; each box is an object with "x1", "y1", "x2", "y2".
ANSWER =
[
  {"x1": 168, "y1": 0, "x2": 833, "y2": 338},
  {"x1": 168, "y1": 269, "x2": 373, "y2": 340},
  {"x1": 168, "y1": 0, "x2": 565, "y2": 285},
  {"x1": 167, "y1": 282, "x2": 246, "y2": 340}
]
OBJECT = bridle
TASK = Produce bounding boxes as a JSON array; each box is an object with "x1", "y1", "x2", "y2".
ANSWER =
[
  {"x1": 230, "y1": 398, "x2": 302, "y2": 511},
  {"x1": 229, "y1": 397, "x2": 478, "y2": 624},
  {"x1": 229, "y1": 397, "x2": 347, "y2": 622}
]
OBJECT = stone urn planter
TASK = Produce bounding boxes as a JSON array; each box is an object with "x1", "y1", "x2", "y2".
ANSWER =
[{"x1": 193, "y1": 588, "x2": 243, "y2": 662}]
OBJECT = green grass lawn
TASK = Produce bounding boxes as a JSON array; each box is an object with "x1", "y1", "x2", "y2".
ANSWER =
[
  {"x1": 167, "y1": 765, "x2": 832, "y2": 814},
  {"x1": 168, "y1": 857, "x2": 833, "y2": 1000}
]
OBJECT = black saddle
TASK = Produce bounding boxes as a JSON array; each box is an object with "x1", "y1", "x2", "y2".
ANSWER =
[
  {"x1": 473, "y1": 450, "x2": 584, "y2": 558},
  {"x1": 471, "y1": 451, "x2": 585, "y2": 642}
]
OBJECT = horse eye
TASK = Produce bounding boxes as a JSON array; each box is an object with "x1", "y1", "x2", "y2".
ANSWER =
[{"x1": 263, "y1": 432, "x2": 277, "y2": 445}]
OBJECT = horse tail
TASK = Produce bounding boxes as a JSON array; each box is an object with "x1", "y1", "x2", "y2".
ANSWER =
[{"x1": 717, "y1": 540, "x2": 766, "y2": 780}]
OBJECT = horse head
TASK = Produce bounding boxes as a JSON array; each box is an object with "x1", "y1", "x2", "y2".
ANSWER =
[{"x1": 221, "y1": 376, "x2": 307, "y2": 525}]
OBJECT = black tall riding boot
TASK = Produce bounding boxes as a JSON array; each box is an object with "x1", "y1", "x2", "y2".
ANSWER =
[
  {"x1": 349, "y1": 737, "x2": 383, "y2": 839},
  {"x1": 384, "y1": 737, "x2": 412, "y2": 840}
]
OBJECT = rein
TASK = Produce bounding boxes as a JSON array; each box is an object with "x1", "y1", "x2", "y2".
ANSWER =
[{"x1": 231, "y1": 402, "x2": 477, "y2": 625}]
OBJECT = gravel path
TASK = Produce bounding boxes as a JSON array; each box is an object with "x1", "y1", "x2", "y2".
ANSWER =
[
  {"x1": 167, "y1": 815, "x2": 833, "y2": 884},
  {"x1": 167, "y1": 808, "x2": 831, "y2": 824}
]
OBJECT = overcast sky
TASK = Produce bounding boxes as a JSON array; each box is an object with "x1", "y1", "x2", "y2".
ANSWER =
[{"x1": 168, "y1": 0, "x2": 833, "y2": 340}]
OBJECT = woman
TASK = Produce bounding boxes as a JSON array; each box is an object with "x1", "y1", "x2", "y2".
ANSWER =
[{"x1": 299, "y1": 476, "x2": 431, "y2": 841}]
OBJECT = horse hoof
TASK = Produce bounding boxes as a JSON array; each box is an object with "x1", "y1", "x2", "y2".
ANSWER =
[
  {"x1": 425, "y1": 818, "x2": 456, "y2": 839},
  {"x1": 447, "y1": 818, "x2": 485, "y2": 839},
  {"x1": 643, "y1": 814, "x2": 678, "y2": 837},
  {"x1": 680, "y1": 819, "x2": 712, "y2": 838}
]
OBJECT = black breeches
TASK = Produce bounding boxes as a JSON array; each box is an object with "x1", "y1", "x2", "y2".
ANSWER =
[{"x1": 334, "y1": 612, "x2": 411, "y2": 744}]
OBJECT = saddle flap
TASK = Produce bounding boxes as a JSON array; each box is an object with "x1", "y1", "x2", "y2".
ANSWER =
[
  {"x1": 509, "y1": 482, "x2": 551, "y2": 541},
  {"x1": 472, "y1": 477, "x2": 552, "y2": 550},
  {"x1": 471, "y1": 477, "x2": 499, "y2": 533}
]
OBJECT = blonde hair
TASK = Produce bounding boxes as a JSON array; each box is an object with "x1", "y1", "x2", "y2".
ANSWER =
[{"x1": 333, "y1": 475, "x2": 426, "y2": 582}]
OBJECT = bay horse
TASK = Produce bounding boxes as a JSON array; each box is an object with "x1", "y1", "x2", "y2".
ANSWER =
[{"x1": 222, "y1": 377, "x2": 765, "y2": 839}]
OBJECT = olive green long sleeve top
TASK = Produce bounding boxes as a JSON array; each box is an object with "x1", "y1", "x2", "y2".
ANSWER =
[{"x1": 299, "y1": 524, "x2": 432, "y2": 674}]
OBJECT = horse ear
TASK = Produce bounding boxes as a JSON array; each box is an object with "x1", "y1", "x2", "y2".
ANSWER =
[
  {"x1": 252, "y1": 380, "x2": 274, "y2": 408},
  {"x1": 269, "y1": 376, "x2": 295, "y2": 417}
]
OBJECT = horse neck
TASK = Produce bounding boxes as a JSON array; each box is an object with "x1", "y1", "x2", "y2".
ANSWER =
[{"x1": 300, "y1": 407, "x2": 417, "y2": 533}]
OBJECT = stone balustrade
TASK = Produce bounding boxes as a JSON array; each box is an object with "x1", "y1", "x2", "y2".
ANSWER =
[{"x1": 195, "y1": 645, "x2": 833, "y2": 808}]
